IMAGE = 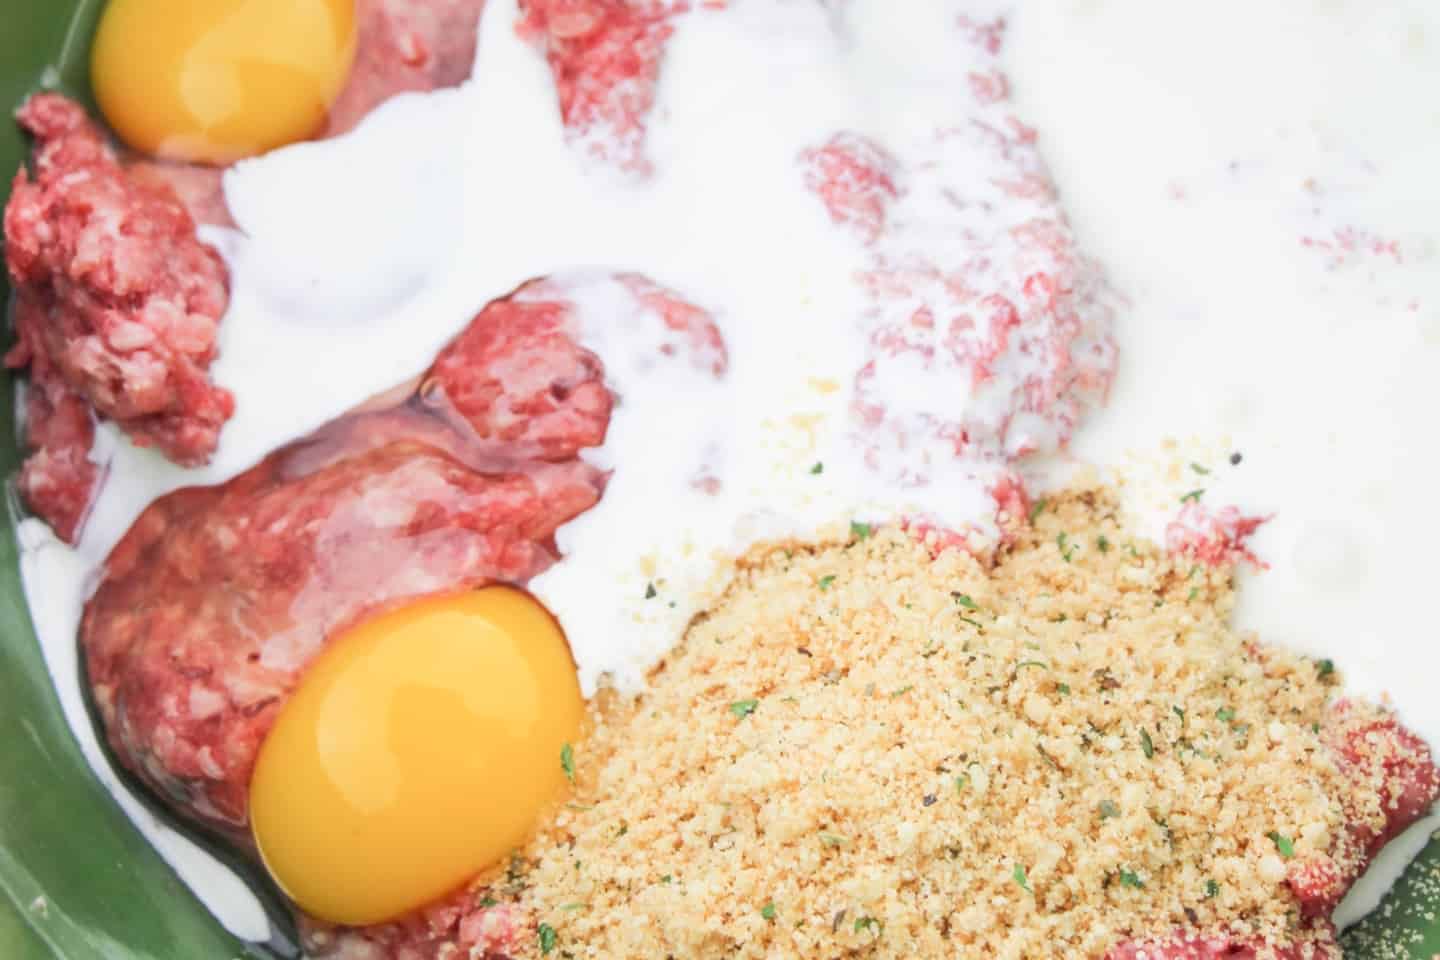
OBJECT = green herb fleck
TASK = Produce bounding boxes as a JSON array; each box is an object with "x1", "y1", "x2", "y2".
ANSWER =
[
  {"x1": 819, "y1": 832, "x2": 845, "y2": 848},
  {"x1": 951, "y1": 592, "x2": 978, "y2": 610},
  {"x1": 1029, "y1": 498, "x2": 1048, "y2": 524},
  {"x1": 850, "y1": 521, "x2": 872, "y2": 541},
  {"x1": 659, "y1": 874, "x2": 673, "y2": 885},
  {"x1": 1013, "y1": 864, "x2": 1032, "y2": 894},
  {"x1": 1173, "y1": 706, "x2": 1186, "y2": 722},
  {"x1": 1316, "y1": 659, "x2": 1335, "y2": 679},
  {"x1": 890, "y1": 685, "x2": 913, "y2": 698},
  {"x1": 560, "y1": 743, "x2": 575, "y2": 783},
  {"x1": 1057, "y1": 682, "x2": 1072, "y2": 696},
  {"x1": 1096, "y1": 534, "x2": 1111, "y2": 553},
  {"x1": 1016, "y1": 660, "x2": 1049, "y2": 672},
  {"x1": 955, "y1": 774, "x2": 969, "y2": 792},
  {"x1": 1216, "y1": 707, "x2": 1236, "y2": 724},
  {"x1": 730, "y1": 699, "x2": 759, "y2": 720},
  {"x1": 1190, "y1": 462, "x2": 1211, "y2": 475},
  {"x1": 1205, "y1": 879, "x2": 1220, "y2": 899},
  {"x1": 818, "y1": 575, "x2": 836, "y2": 591},
  {"x1": 810, "y1": 461, "x2": 824, "y2": 475},
  {"x1": 478, "y1": 895, "x2": 498, "y2": 908},
  {"x1": 1139, "y1": 728, "x2": 1155, "y2": 758},
  {"x1": 538, "y1": 923, "x2": 557, "y2": 955},
  {"x1": 1180, "y1": 489, "x2": 1205, "y2": 504},
  {"x1": 1056, "y1": 532, "x2": 1075, "y2": 562},
  {"x1": 644, "y1": 582, "x2": 657, "y2": 599},
  {"x1": 1187, "y1": 587, "x2": 1199, "y2": 602},
  {"x1": 761, "y1": 902, "x2": 777, "y2": 921},
  {"x1": 854, "y1": 916, "x2": 882, "y2": 936},
  {"x1": 1119, "y1": 869, "x2": 1145, "y2": 889},
  {"x1": 1268, "y1": 831, "x2": 1295, "y2": 859},
  {"x1": 559, "y1": 902, "x2": 585, "y2": 912},
  {"x1": 1098, "y1": 799, "x2": 1121, "y2": 820}
]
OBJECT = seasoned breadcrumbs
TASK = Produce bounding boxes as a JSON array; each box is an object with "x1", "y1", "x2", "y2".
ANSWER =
[{"x1": 498, "y1": 488, "x2": 1384, "y2": 958}]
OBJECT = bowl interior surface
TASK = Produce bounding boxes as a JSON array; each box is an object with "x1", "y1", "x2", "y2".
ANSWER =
[
  {"x1": 0, "y1": 2, "x2": 1434, "y2": 958},
  {"x1": 0, "y1": 2, "x2": 249, "y2": 957}
]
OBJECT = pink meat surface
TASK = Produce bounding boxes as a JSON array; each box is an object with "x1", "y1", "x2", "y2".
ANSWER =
[
  {"x1": 125, "y1": 160, "x2": 235, "y2": 229},
  {"x1": 516, "y1": 0, "x2": 692, "y2": 174},
  {"x1": 800, "y1": 15, "x2": 1117, "y2": 482},
  {"x1": 4, "y1": 93, "x2": 233, "y2": 542},
  {"x1": 301, "y1": 888, "x2": 526, "y2": 960},
  {"x1": 325, "y1": 0, "x2": 488, "y2": 137},
  {"x1": 80, "y1": 274, "x2": 723, "y2": 953},
  {"x1": 1165, "y1": 502, "x2": 1272, "y2": 570},
  {"x1": 1106, "y1": 933, "x2": 1339, "y2": 960}
]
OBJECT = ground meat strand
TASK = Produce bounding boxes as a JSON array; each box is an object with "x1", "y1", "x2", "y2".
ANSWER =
[
  {"x1": 516, "y1": 0, "x2": 691, "y2": 173},
  {"x1": 1165, "y1": 502, "x2": 1271, "y2": 570},
  {"x1": 8, "y1": 357, "x2": 102, "y2": 544},
  {"x1": 4, "y1": 93, "x2": 233, "y2": 542}
]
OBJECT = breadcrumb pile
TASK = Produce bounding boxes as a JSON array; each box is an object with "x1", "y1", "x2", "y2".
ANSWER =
[{"x1": 503, "y1": 488, "x2": 1365, "y2": 958}]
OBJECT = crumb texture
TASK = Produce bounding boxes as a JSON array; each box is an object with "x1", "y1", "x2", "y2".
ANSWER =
[{"x1": 499, "y1": 488, "x2": 1409, "y2": 958}]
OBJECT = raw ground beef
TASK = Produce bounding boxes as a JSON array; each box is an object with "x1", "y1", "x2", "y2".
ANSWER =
[
  {"x1": 300, "y1": 889, "x2": 526, "y2": 960},
  {"x1": 1105, "y1": 933, "x2": 1338, "y2": 960},
  {"x1": 1166, "y1": 502, "x2": 1272, "y2": 571},
  {"x1": 516, "y1": 0, "x2": 692, "y2": 174},
  {"x1": 80, "y1": 274, "x2": 723, "y2": 957},
  {"x1": 4, "y1": 0, "x2": 491, "y2": 541},
  {"x1": 326, "y1": 0, "x2": 487, "y2": 137},
  {"x1": 4, "y1": 0, "x2": 689, "y2": 546},
  {"x1": 4, "y1": 94, "x2": 233, "y2": 542},
  {"x1": 801, "y1": 14, "x2": 1117, "y2": 481}
]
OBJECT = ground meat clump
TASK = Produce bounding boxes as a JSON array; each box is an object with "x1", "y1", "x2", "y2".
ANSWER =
[
  {"x1": 516, "y1": 0, "x2": 691, "y2": 174},
  {"x1": 498, "y1": 487, "x2": 1436, "y2": 959},
  {"x1": 802, "y1": 15, "x2": 1117, "y2": 476},
  {"x1": 3, "y1": 93, "x2": 233, "y2": 542},
  {"x1": 78, "y1": 274, "x2": 724, "y2": 957}
]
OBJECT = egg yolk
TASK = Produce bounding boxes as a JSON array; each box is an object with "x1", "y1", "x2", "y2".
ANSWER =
[
  {"x1": 90, "y1": 0, "x2": 357, "y2": 165},
  {"x1": 249, "y1": 587, "x2": 583, "y2": 926}
]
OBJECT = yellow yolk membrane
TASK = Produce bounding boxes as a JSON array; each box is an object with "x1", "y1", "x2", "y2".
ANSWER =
[
  {"x1": 90, "y1": 0, "x2": 357, "y2": 165},
  {"x1": 249, "y1": 587, "x2": 584, "y2": 926}
]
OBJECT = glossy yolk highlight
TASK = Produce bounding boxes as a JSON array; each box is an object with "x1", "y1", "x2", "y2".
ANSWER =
[
  {"x1": 249, "y1": 587, "x2": 583, "y2": 926},
  {"x1": 90, "y1": 0, "x2": 357, "y2": 165}
]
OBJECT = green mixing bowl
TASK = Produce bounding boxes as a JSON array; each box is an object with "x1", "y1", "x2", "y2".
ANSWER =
[{"x1": 0, "y1": 1, "x2": 1435, "y2": 957}]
